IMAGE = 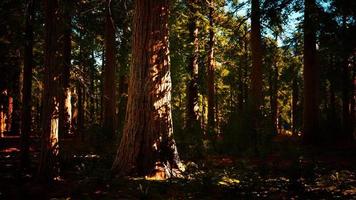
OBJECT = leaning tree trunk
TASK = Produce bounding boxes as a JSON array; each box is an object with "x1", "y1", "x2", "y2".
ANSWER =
[
  {"x1": 102, "y1": 0, "x2": 117, "y2": 140},
  {"x1": 20, "y1": 0, "x2": 35, "y2": 169},
  {"x1": 112, "y1": 0, "x2": 181, "y2": 178},
  {"x1": 207, "y1": 0, "x2": 216, "y2": 135},
  {"x1": 302, "y1": 0, "x2": 319, "y2": 144},
  {"x1": 38, "y1": 0, "x2": 60, "y2": 182}
]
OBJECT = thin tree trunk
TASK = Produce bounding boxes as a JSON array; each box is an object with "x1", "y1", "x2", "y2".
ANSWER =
[
  {"x1": 112, "y1": 0, "x2": 181, "y2": 178},
  {"x1": 11, "y1": 58, "x2": 22, "y2": 136},
  {"x1": 90, "y1": 50, "x2": 96, "y2": 123},
  {"x1": 186, "y1": 0, "x2": 199, "y2": 129},
  {"x1": 351, "y1": 65, "x2": 356, "y2": 140},
  {"x1": 103, "y1": 0, "x2": 117, "y2": 139},
  {"x1": 7, "y1": 96, "x2": 13, "y2": 132},
  {"x1": 0, "y1": 105, "x2": 4, "y2": 137},
  {"x1": 250, "y1": 0, "x2": 263, "y2": 114},
  {"x1": 270, "y1": 61, "x2": 278, "y2": 134},
  {"x1": 341, "y1": 16, "x2": 352, "y2": 141},
  {"x1": 302, "y1": 0, "x2": 319, "y2": 144},
  {"x1": 342, "y1": 62, "x2": 351, "y2": 139},
  {"x1": 78, "y1": 83, "x2": 84, "y2": 140},
  {"x1": 242, "y1": 33, "x2": 249, "y2": 109},
  {"x1": 71, "y1": 87, "x2": 78, "y2": 134},
  {"x1": 59, "y1": 0, "x2": 72, "y2": 138},
  {"x1": 291, "y1": 65, "x2": 299, "y2": 136},
  {"x1": 20, "y1": 0, "x2": 35, "y2": 169},
  {"x1": 207, "y1": 0, "x2": 216, "y2": 135},
  {"x1": 100, "y1": 50, "x2": 104, "y2": 125}
]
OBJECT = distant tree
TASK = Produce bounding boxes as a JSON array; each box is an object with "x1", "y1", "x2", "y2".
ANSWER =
[
  {"x1": 59, "y1": 0, "x2": 72, "y2": 138},
  {"x1": 302, "y1": 0, "x2": 319, "y2": 144},
  {"x1": 186, "y1": 0, "x2": 200, "y2": 130},
  {"x1": 112, "y1": 0, "x2": 181, "y2": 178},
  {"x1": 249, "y1": 0, "x2": 263, "y2": 130},
  {"x1": 38, "y1": 0, "x2": 60, "y2": 182},
  {"x1": 207, "y1": 0, "x2": 216, "y2": 135},
  {"x1": 102, "y1": 0, "x2": 117, "y2": 140},
  {"x1": 20, "y1": 0, "x2": 35, "y2": 169}
]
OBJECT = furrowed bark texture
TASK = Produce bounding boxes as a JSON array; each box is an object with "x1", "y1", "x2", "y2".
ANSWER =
[{"x1": 112, "y1": 0, "x2": 180, "y2": 177}]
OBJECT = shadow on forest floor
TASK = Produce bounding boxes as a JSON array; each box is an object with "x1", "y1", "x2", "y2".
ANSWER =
[{"x1": 0, "y1": 136, "x2": 355, "y2": 199}]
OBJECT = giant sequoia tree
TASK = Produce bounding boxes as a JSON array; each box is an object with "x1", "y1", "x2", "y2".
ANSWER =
[{"x1": 112, "y1": 0, "x2": 181, "y2": 177}]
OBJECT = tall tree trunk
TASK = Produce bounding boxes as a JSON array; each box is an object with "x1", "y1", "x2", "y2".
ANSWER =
[
  {"x1": 20, "y1": 0, "x2": 35, "y2": 169},
  {"x1": 249, "y1": 0, "x2": 263, "y2": 138},
  {"x1": 11, "y1": 83, "x2": 21, "y2": 135},
  {"x1": 10, "y1": 49, "x2": 22, "y2": 136},
  {"x1": 103, "y1": 0, "x2": 117, "y2": 140},
  {"x1": 186, "y1": 0, "x2": 199, "y2": 129},
  {"x1": 341, "y1": 16, "x2": 352, "y2": 141},
  {"x1": 112, "y1": 0, "x2": 181, "y2": 178},
  {"x1": 351, "y1": 65, "x2": 356, "y2": 140},
  {"x1": 342, "y1": 61, "x2": 352, "y2": 140},
  {"x1": 90, "y1": 50, "x2": 96, "y2": 123},
  {"x1": 99, "y1": 50, "x2": 104, "y2": 124},
  {"x1": 302, "y1": 0, "x2": 319, "y2": 144},
  {"x1": 242, "y1": 33, "x2": 249, "y2": 108},
  {"x1": 7, "y1": 95, "x2": 13, "y2": 133},
  {"x1": 71, "y1": 88, "x2": 78, "y2": 133},
  {"x1": 291, "y1": 64, "x2": 299, "y2": 136},
  {"x1": 0, "y1": 105, "x2": 4, "y2": 137},
  {"x1": 207, "y1": 0, "x2": 216, "y2": 135},
  {"x1": 247, "y1": 0, "x2": 264, "y2": 155},
  {"x1": 270, "y1": 61, "x2": 278, "y2": 134},
  {"x1": 59, "y1": 0, "x2": 72, "y2": 138},
  {"x1": 78, "y1": 83, "x2": 84, "y2": 140},
  {"x1": 38, "y1": 0, "x2": 60, "y2": 182}
]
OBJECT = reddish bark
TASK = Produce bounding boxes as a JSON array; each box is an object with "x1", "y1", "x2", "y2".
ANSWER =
[{"x1": 112, "y1": 0, "x2": 181, "y2": 177}]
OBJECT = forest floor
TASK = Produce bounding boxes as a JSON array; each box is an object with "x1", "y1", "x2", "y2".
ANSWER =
[{"x1": 0, "y1": 135, "x2": 355, "y2": 200}]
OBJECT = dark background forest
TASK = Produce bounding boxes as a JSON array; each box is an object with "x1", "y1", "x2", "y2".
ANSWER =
[{"x1": 0, "y1": 0, "x2": 355, "y2": 199}]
